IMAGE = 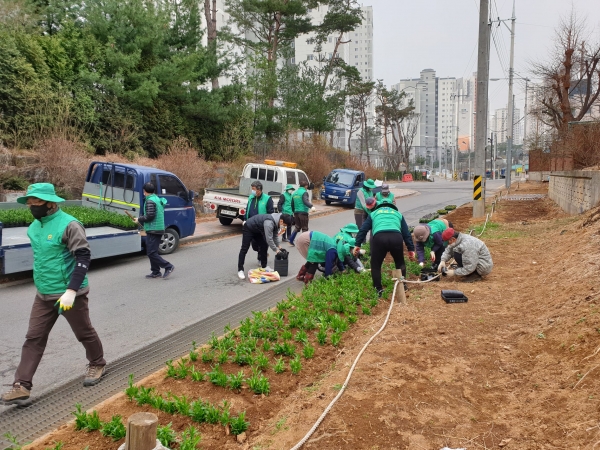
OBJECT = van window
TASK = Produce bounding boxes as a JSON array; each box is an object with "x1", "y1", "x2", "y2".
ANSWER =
[
  {"x1": 159, "y1": 175, "x2": 186, "y2": 196},
  {"x1": 298, "y1": 172, "x2": 309, "y2": 186},
  {"x1": 250, "y1": 167, "x2": 258, "y2": 179},
  {"x1": 101, "y1": 169, "x2": 134, "y2": 189},
  {"x1": 259, "y1": 168, "x2": 266, "y2": 180},
  {"x1": 286, "y1": 171, "x2": 296, "y2": 185},
  {"x1": 266, "y1": 169, "x2": 275, "y2": 182}
]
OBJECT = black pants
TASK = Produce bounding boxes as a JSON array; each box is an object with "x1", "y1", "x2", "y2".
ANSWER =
[
  {"x1": 453, "y1": 252, "x2": 476, "y2": 276},
  {"x1": 305, "y1": 262, "x2": 319, "y2": 275},
  {"x1": 146, "y1": 233, "x2": 172, "y2": 274},
  {"x1": 370, "y1": 232, "x2": 406, "y2": 291},
  {"x1": 432, "y1": 247, "x2": 445, "y2": 270},
  {"x1": 239, "y1": 227, "x2": 268, "y2": 271},
  {"x1": 293, "y1": 213, "x2": 309, "y2": 233}
]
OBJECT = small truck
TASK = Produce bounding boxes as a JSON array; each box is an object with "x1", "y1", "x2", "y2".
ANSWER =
[
  {"x1": 0, "y1": 162, "x2": 196, "y2": 275},
  {"x1": 203, "y1": 160, "x2": 314, "y2": 225},
  {"x1": 320, "y1": 169, "x2": 381, "y2": 206}
]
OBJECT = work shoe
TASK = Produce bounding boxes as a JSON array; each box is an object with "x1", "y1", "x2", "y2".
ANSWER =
[
  {"x1": 163, "y1": 265, "x2": 175, "y2": 279},
  {"x1": 282, "y1": 237, "x2": 289, "y2": 242},
  {"x1": 264, "y1": 266, "x2": 273, "y2": 272},
  {"x1": 462, "y1": 272, "x2": 482, "y2": 283},
  {"x1": 145, "y1": 272, "x2": 161, "y2": 279},
  {"x1": 83, "y1": 365, "x2": 106, "y2": 387},
  {"x1": 377, "y1": 288, "x2": 384, "y2": 298},
  {"x1": 238, "y1": 270, "x2": 246, "y2": 280},
  {"x1": 1, "y1": 383, "x2": 31, "y2": 406}
]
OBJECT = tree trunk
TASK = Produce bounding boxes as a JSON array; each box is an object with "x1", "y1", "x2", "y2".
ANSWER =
[{"x1": 204, "y1": 0, "x2": 219, "y2": 90}]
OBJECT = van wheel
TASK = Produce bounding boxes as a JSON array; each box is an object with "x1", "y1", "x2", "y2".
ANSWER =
[
  {"x1": 325, "y1": 200, "x2": 332, "y2": 205},
  {"x1": 159, "y1": 228, "x2": 179, "y2": 255},
  {"x1": 219, "y1": 217, "x2": 234, "y2": 226}
]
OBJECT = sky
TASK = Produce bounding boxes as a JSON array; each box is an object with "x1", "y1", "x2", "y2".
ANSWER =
[{"x1": 368, "y1": 0, "x2": 600, "y2": 115}]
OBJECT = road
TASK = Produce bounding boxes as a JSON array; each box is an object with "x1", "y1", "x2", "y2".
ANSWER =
[{"x1": 0, "y1": 179, "x2": 503, "y2": 409}]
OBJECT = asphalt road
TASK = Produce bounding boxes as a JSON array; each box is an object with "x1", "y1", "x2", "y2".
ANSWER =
[{"x1": 0, "y1": 179, "x2": 503, "y2": 408}]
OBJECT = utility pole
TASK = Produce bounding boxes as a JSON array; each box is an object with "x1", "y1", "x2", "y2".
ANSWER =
[
  {"x1": 473, "y1": 0, "x2": 491, "y2": 218},
  {"x1": 490, "y1": 132, "x2": 495, "y2": 179},
  {"x1": 505, "y1": 0, "x2": 516, "y2": 189},
  {"x1": 523, "y1": 78, "x2": 529, "y2": 149}
]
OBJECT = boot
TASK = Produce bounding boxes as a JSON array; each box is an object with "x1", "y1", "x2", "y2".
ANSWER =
[
  {"x1": 289, "y1": 231, "x2": 298, "y2": 246},
  {"x1": 303, "y1": 273, "x2": 315, "y2": 285},
  {"x1": 391, "y1": 269, "x2": 403, "y2": 280},
  {"x1": 296, "y1": 264, "x2": 308, "y2": 281}
]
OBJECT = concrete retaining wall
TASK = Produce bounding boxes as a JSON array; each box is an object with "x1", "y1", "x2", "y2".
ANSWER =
[
  {"x1": 548, "y1": 171, "x2": 600, "y2": 215},
  {"x1": 529, "y1": 171, "x2": 552, "y2": 182}
]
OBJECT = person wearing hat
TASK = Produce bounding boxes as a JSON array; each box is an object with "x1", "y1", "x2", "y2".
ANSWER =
[
  {"x1": 295, "y1": 231, "x2": 350, "y2": 284},
  {"x1": 438, "y1": 229, "x2": 493, "y2": 282},
  {"x1": 353, "y1": 197, "x2": 415, "y2": 297},
  {"x1": 277, "y1": 184, "x2": 295, "y2": 242},
  {"x1": 354, "y1": 178, "x2": 376, "y2": 228},
  {"x1": 413, "y1": 219, "x2": 449, "y2": 269},
  {"x1": 288, "y1": 179, "x2": 315, "y2": 246},
  {"x1": 1, "y1": 184, "x2": 106, "y2": 406},
  {"x1": 238, "y1": 213, "x2": 291, "y2": 280},
  {"x1": 333, "y1": 224, "x2": 364, "y2": 273},
  {"x1": 376, "y1": 184, "x2": 395, "y2": 205}
]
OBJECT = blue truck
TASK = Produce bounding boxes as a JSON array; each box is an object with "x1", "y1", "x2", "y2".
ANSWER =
[
  {"x1": 0, "y1": 162, "x2": 196, "y2": 275},
  {"x1": 320, "y1": 169, "x2": 380, "y2": 206}
]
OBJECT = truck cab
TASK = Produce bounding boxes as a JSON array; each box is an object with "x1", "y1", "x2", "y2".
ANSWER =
[
  {"x1": 83, "y1": 162, "x2": 196, "y2": 254},
  {"x1": 320, "y1": 169, "x2": 368, "y2": 206}
]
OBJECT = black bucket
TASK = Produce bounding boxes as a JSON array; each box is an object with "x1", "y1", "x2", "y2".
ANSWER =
[{"x1": 274, "y1": 249, "x2": 289, "y2": 276}]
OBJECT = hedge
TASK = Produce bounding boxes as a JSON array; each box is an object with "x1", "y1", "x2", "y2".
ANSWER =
[{"x1": 0, "y1": 206, "x2": 137, "y2": 230}]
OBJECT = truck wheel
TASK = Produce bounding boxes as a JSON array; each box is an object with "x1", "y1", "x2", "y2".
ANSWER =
[
  {"x1": 325, "y1": 200, "x2": 332, "y2": 205},
  {"x1": 219, "y1": 217, "x2": 234, "y2": 226},
  {"x1": 159, "y1": 228, "x2": 180, "y2": 255}
]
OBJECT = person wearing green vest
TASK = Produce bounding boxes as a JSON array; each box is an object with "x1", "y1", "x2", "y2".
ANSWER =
[
  {"x1": 2, "y1": 184, "x2": 106, "y2": 406},
  {"x1": 289, "y1": 179, "x2": 315, "y2": 246},
  {"x1": 413, "y1": 219, "x2": 449, "y2": 269},
  {"x1": 332, "y1": 224, "x2": 364, "y2": 273},
  {"x1": 294, "y1": 231, "x2": 349, "y2": 284},
  {"x1": 135, "y1": 182, "x2": 175, "y2": 279},
  {"x1": 245, "y1": 181, "x2": 274, "y2": 220},
  {"x1": 376, "y1": 184, "x2": 395, "y2": 205},
  {"x1": 353, "y1": 197, "x2": 415, "y2": 297},
  {"x1": 354, "y1": 178, "x2": 376, "y2": 227},
  {"x1": 277, "y1": 184, "x2": 295, "y2": 242}
]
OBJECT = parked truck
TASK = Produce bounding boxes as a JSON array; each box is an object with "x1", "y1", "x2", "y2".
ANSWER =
[
  {"x1": 0, "y1": 162, "x2": 197, "y2": 275},
  {"x1": 319, "y1": 169, "x2": 380, "y2": 206},
  {"x1": 203, "y1": 160, "x2": 314, "y2": 225}
]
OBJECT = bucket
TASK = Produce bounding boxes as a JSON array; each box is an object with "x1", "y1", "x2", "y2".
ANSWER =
[{"x1": 274, "y1": 249, "x2": 289, "y2": 276}]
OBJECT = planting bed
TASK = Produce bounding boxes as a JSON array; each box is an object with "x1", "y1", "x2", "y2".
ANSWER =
[
  {"x1": 24, "y1": 182, "x2": 600, "y2": 449},
  {"x1": 0, "y1": 207, "x2": 136, "y2": 230}
]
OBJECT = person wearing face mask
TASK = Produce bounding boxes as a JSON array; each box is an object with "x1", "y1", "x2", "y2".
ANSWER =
[
  {"x1": 245, "y1": 181, "x2": 274, "y2": 220},
  {"x1": 288, "y1": 179, "x2": 315, "y2": 246},
  {"x1": 376, "y1": 184, "x2": 395, "y2": 205},
  {"x1": 354, "y1": 178, "x2": 376, "y2": 228},
  {"x1": 277, "y1": 184, "x2": 295, "y2": 242},
  {"x1": 1, "y1": 184, "x2": 106, "y2": 406},
  {"x1": 238, "y1": 213, "x2": 291, "y2": 280}
]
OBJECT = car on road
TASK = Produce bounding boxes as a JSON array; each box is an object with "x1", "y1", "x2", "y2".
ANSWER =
[{"x1": 320, "y1": 169, "x2": 381, "y2": 206}]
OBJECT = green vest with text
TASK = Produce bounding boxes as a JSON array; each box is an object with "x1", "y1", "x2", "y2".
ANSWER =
[
  {"x1": 371, "y1": 206, "x2": 403, "y2": 236},
  {"x1": 307, "y1": 231, "x2": 336, "y2": 263},
  {"x1": 376, "y1": 191, "x2": 395, "y2": 204},
  {"x1": 28, "y1": 209, "x2": 89, "y2": 295},
  {"x1": 292, "y1": 187, "x2": 309, "y2": 213},
  {"x1": 281, "y1": 192, "x2": 294, "y2": 215},
  {"x1": 245, "y1": 193, "x2": 270, "y2": 219},
  {"x1": 143, "y1": 194, "x2": 166, "y2": 232}
]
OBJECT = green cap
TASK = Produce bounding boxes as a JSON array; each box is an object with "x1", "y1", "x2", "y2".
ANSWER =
[
  {"x1": 341, "y1": 223, "x2": 359, "y2": 234},
  {"x1": 346, "y1": 237, "x2": 356, "y2": 247},
  {"x1": 17, "y1": 183, "x2": 65, "y2": 204},
  {"x1": 285, "y1": 184, "x2": 296, "y2": 191},
  {"x1": 363, "y1": 179, "x2": 376, "y2": 189}
]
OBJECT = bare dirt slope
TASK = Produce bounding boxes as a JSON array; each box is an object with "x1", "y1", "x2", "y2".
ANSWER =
[{"x1": 28, "y1": 182, "x2": 600, "y2": 450}]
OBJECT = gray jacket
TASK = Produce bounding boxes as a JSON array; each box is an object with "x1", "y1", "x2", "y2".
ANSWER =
[
  {"x1": 441, "y1": 233, "x2": 493, "y2": 276},
  {"x1": 263, "y1": 213, "x2": 281, "y2": 252}
]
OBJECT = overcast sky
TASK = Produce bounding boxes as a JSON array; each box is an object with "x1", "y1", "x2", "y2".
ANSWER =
[{"x1": 369, "y1": 0, "x2": 600, "y2": 115}]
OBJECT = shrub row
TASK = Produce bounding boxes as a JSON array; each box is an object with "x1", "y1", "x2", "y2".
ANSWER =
[{"x1": 0, "y1": 206, "x2": 136, "y2": 230}]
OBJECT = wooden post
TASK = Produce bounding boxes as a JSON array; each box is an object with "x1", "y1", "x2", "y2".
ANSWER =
[
  {"x1": 391, "y1": 271, "x2": 406, "y2": 305},
  {"x1": 125, "y1": 412, "x2": 158, "y2": 450}
]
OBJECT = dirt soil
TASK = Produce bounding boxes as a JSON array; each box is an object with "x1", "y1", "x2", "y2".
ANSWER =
[{"x1": 28, "y1": 182, "x2": 600, "y2": 450}]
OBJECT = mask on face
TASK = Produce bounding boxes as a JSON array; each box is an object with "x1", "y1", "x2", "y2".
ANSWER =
[
  {"x1": 351, "y1": 233, "x2": 357, "y2": 238},
  {"x1": 30, "y1": 203, "x2": 50, "y2": 220},
  {"x1": 251, "y1": 189, "x2": 257, "y2": 196},
  {"x1": 278, "y1": 225, "x2": 287, "y2": 236},
  {"x1": 287, "y1": 190, "x2": 293, "y2": 195}
]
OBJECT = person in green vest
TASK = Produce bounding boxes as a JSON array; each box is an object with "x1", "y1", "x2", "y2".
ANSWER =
[
  {"x1": 2, "y1": 184, "x2": 106, "y2": 406},
  {"x1": 277, "y1": 184, "x2": 295, "y2": 242},
  {"x1": 332, "y1": 223, "x2": 364, "y2": 273},
  {"x1": 294, "y1": 231, "x2": 350, "y2": 284},
  {"x1": 413, "y1": 219, "x2": 449, "y2": 270},
  {"x1": 289, "y1": 179, "x2": 315, "y2": 246},
  {"x1": 245, "y1": 181, "x2": 274, "y2": 220},
  {"x1": 354, "y1": 178, "x2": 376, "y2": 228},
  {"x1": 353, "y1": 197, "x2": 415, "y2": 297},
  {"x1": 376, "y1": 184, "x2": 395, "y2": 205},
  {"x1": 134, "y1": 182, "x2": 175, "y2": 279}
]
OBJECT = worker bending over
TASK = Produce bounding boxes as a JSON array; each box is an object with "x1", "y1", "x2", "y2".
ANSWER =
[
  {"x1": 289, "y1": 179, "x2": 315, "y2": 246},
  {"x1": 333, "y1": 223, "x2": 364, "y2": 273},
  {"x1": 295, "y1": 231, "x2": 350, "y2": 284},
  {"x1": 438, "y1": 228, "x2": 493, "y2": 282},
  {"x1": 353, "y1": 198, "x2": 415, "y2": 297},
  {"x1": 413, "y1": 219, "x2": 449, "y2": 270}
]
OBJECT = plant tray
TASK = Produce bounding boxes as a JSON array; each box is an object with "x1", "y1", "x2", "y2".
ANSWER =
[{"x1": 441, "y1": 290, "x2": 468, "y2": 304}]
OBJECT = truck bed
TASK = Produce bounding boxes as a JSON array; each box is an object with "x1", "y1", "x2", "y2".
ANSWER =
[{"x1": 1, "y1": 226, "x2": 141, "y2": 274}]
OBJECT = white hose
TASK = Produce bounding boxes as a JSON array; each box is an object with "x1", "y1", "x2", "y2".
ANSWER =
[{"x1": 290, "y1": 279, "x2": 401, "y2": 450}]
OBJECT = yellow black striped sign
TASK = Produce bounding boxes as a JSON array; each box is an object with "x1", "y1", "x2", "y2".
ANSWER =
[{"x1": 473, "y1": 176, "x2": 482, "y2": 200}]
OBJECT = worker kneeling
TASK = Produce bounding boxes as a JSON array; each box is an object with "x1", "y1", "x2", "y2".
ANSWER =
[
  {"x1": 353, "y1": 198, "x2": 415, "y2": 298},
  {"x1": 438, "y1": 228, "x2": 493, "y2": 282},
  {"x1": 295, "y1": 231, "x2": 351, "y2": 284}
]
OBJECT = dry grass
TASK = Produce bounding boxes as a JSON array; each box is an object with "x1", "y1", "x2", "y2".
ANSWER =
[
  {"x1": 553, "y1": 121, "x2": 600, "y2": 169},
  {"x1": 156, "y1": 137, "x2": 215, "y2": 193}
]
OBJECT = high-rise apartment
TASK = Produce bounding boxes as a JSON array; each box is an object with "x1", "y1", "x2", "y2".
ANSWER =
[{"x1": 491, "y1": 107, "x2": 522, "y2": 145}]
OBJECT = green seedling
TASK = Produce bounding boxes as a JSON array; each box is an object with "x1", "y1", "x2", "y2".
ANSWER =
[
  {"x1": 72, "y1": 404, "x2": 101, "y2": 432},
  {"x1": 228, "y1": 371, "x2": 245, "y2": 391},
  {"x1": 205, "y1": 403, "x2": 222, "y2": 424},
  {"x1": 179, "y1": 426, "x2": 202, "y2": 450},
  {"x1": 190, "y1": 400, "x2": 208, "y2": 423},
  {"x1": 3, "y1": 432, "x2": 30, "y2": 450},
  {"x1": 281, "y1": 329, "x2": 293, "y2": 341},
  {"x1": 290, "y1": 356, "x2": 302, "y2": 375},
  {"x1": 255, "y1": 352, "x2": 270, "y2": 371},
  {"x1": 157, "y1": 423, "x2": 176, "y2": 447},
  {"x1": 189, "y1": 342, "x2": 199, "y2": 362},
  {"x1": 208, "y1": 365, "x2": 228, "y2": 388},
  {"x1": 219, "y1": 400, "x2": 231, "y2": 426},
  {"x1": 273, "y1": 357, "x2": 285, "y2": 374},
  {"x1": 172, "y1": 395, "x2": 191, "y2": 415},
  {"x1": 165, "y1": 360, "x2": 177, "y2": 378},
  {"x1": 317, "y1": 327, "x2": 327, "y2": 345},
  {"x1": 201, "y1": 349, "x2": 215, "y2": 363},
  {"x1": 125, "y1": 374, "x2": 138, "y2": 400},
  {"x1": 246, "y1": 372, "x2": 271, "y2": 395},
  {"x1": 208, "y1": 332, "x2": 219, "y2": 349},
  {"x1": 217, "y1": 351, "x2": 229, "y2": 364},
  {"x1": 362, "y1": 306, "x2": 371, "y2": 315},
  {"x1": 233, "y1": 344, "x2": 254, "y2": 366},
  {"x1": 190, "y1": 366, "x2": 205, "y2": 382},
  {"x1": 331, "y1": 332, "x2": 342, "y2": 347},
  {"x1": 294, "y1": 330, "x2": 308, "y2": 344},
  {"x1": 135, "y1": 386, "x2": 154, "y2": 406},
  {"x1": 230, "y1": 412, "x2": 250, "y2": 435},
  {"x1": 303, "y1": 343, "x2": 315, "y2": 359},
  {"x1": 45, "y1": 442, "x2": 64, "y2": 450},
  {"x1": 100, "y1": 415, "x2": 126, "y2": 441},
  {"x1": 175, "y1": 359, "x2": 190, "y2": 379},
  {"x1": 274, "y1": 341, "x2": 296, "y2": 357}
]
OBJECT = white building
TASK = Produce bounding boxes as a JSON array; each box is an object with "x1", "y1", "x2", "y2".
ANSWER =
[{"x1": 491, "y1": 107, "x2": 522, "y2": 145}]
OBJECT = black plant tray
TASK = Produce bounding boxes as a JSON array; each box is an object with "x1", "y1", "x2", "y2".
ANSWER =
[{"x1": 441, "y1": 289, "x2": 468, "y2": 303}]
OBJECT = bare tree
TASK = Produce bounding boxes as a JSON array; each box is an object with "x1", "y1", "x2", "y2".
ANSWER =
[
  {"x1": 398, "y1": 112, "x2": 420, "y2": 167},
  {"x1": 531, "y1": 10, "x2": 600, "y2": 131}
]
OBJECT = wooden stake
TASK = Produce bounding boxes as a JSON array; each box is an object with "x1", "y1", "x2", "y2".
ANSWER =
[{"x1": 125, "y1": 412, "x2": 158, "y2": 450}]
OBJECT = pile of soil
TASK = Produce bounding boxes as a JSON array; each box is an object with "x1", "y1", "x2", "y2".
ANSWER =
[{"x1": 29, "y1": 182, "x2": 600, "y2": 449}]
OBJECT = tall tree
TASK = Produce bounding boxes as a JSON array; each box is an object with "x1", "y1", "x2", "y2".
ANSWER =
[{"x1": 204, "y1": 0, "x2": 219, "y2": 89}]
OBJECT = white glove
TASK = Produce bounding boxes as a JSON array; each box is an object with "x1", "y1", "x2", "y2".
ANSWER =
[
  {"x1": 438, "y1": 260, "x2": 447, "y2": 273},
  {"x1": 445, "y1": 269, "x2": 455, "y2": 278},
  {"x1": 310, "y1": 206, "x2": 316, "y2": 213},
  {"x1": 419, "y1": 262, "x2": 424, "y2": 267},
  {"x1": 242, "y1": 221, "x2": 246, "y2": 226},
  {"x1": 56, "y1": 289, "x2": 76, "y2": 313}
]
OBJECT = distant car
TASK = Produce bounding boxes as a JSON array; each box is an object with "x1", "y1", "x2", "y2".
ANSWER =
[{"x1": 320, "y1": 169, "x2": 381, "y2": 206}]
